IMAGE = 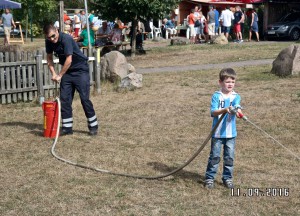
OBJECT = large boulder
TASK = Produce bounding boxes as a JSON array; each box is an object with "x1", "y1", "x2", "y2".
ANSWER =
[
  {"x1": 170, "y1": 37, "x2": 191, "y2": 45},
  {"x1": 212, "y1": 34, "x2": 228, "y2": 45},
  {"x1": 127, "y1": 63, "x2": 136, "y2": 73},
  {"x1": 271, "y1": 45, "x2": 300, "y2": 76},
  {"x1": 100, "y1": 51, "x2": 128, "y2": 82}
]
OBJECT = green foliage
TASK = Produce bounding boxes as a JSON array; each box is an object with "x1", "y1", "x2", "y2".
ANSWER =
[
  {"x1": 28, "y1": 23, "x2": 42, "y2": 37},
  {"x1": 10, "y1": 0, "x2": 57, "y2": 37},
  {"x1": 94, "y1": 0, "x2": 180, "y2": 22}
]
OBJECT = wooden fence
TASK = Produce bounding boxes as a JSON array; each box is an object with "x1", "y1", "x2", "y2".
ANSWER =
[{"x1": 0, "y1": 48, "x2": 101, "y2": 104}]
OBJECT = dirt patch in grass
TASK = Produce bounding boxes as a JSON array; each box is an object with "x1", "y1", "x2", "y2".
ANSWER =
[{"x1": 0, "y1": 64, "x2": 299, "y2": 215}]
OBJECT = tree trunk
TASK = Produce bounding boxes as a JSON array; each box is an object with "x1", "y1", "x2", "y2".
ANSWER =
[{"x1": 131, "y1": 16, "x2": 138, "y2": 58}]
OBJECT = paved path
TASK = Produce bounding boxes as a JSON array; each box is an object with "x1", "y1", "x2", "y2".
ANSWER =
[{"x1": 136, "y1": 59, "x2": 274, "y2": 74}]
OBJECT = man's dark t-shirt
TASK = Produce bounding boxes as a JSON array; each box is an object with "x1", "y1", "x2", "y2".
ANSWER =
[
  {"x1": 234, "y1": 11, "x2": 243, "y2": 25},
  {"x1": 45, "y1": 32, "x2": 88, "y2": 73}
]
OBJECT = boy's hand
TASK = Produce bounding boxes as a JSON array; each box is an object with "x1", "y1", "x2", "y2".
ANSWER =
[
  {"x1": 228, "y1": 106, "x2": 234, "y2": 114},
  {"x1": 236, "y1": 109, "x2": 243, "y2": 118},
  {"x1": 226, "y1": 107, "x2": 231, "y2": 114}
]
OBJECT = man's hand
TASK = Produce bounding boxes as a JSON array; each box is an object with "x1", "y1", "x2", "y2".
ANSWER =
[{"x1": 52, "y1": 74, "x2": 62, "y2": 83}]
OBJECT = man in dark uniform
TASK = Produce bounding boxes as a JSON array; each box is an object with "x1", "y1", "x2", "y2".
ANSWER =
[{"x1": 43, "y1": 23, "x2": 98, "y2": 136}]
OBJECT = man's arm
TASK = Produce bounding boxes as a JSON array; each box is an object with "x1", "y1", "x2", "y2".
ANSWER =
[
  {"x1": 47, "y1": 54, "x2": 72, "y2": 82},
  {"x1": 53, "y1": 55, "x2": 72, "y2": 82},
  {"x1": 47, "y1": 53, "x2": 57, "y2": 80},
  {"x1": 11, "y1": 16, "x2": 16, "y2": 28},
  {"x1": 241, "y1": 13, "x2": 245, "y2": 23}
]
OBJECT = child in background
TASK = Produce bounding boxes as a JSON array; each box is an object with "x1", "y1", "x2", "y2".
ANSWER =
[{"x1": 204, "y1": 68, "x2": 244, "y2": 189}]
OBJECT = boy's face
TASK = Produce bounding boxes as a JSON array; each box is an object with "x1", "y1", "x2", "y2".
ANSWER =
[{"x1": 219, "y1": 77, "x2": 235, "y2": 94}]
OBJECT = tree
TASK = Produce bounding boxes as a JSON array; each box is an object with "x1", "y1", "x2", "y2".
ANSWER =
[
  {"x1": 13, "y1": 0, "x2": 57, "y2": 37},
  {"x1": 92, "y1": 0, "x2": 180, "y2": 57}
]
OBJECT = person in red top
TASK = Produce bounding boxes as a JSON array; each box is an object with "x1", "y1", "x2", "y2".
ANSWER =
[
  {"x1": 63, "y1": 11, "x2": 71, "y2": 24},
  {"x1": 188, "y1": 9, "x2": 196, "y2": 43}
]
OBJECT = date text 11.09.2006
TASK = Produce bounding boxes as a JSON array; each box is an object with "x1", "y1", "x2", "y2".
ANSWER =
[{"x1": 230, "y1": 188, "x2": 289, "y2": 197}]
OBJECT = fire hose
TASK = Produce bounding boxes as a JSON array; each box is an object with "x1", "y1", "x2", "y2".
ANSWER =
[
  {"x1": 50, "y1": 99, "x2": 299, "y2": 180},
  {"x1": 50, "y1": 97, "x2": 228, "y2": 179}
]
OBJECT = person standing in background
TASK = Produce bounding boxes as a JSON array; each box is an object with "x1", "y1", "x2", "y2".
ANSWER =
[
  {"x1": 187, "y1": 9, "x2": 196, "y2": 44},
  {"x1": 194, "y1": 5, "x2": 201, "y2": 43},
  {"x1": 73, "y1": 9, "x2": 81, "y2": 37},
  {"x1": 207, "y1": 5, "x2": 215, "y2": 43},
  {"x1": 214, "y1": 6, "x2": 220, "y2": 35},
  {"x1": 80, "y1": 10, "x2": 87, "y2": 29},
  {"x1": 0, "y1": 8, "x2": 16, "y2": 45},
  {"x1": 219, "y1": 6, "x2": 234, "y2": 39},
  {"x1": 88, "y1": 10, "x2": 95, "y2": 24},
  {"x1": 248, "y1": 9, "x2": 259, "y2": 42},
  {"x1": 233, "y1": 6, "x2": 244, "y2": 43}
]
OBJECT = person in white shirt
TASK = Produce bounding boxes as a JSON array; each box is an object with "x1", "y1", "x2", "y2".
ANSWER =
[{"x1": 219, "y1": 6, "x2": 234, "y2": 39}]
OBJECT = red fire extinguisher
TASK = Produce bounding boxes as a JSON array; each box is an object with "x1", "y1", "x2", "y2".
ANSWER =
[{"x1": 42, "y1": 100, "x2": 59, "y2": 138}]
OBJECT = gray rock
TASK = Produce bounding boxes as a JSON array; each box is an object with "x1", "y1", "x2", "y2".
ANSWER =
[
  {"x1": 271, "y1": 45, "x2": 300, "y2": 76},
  {"x1": 170, "y1": 37, "x2": 191, "y2": 45},
  {"x1": 119, "y1": 72, "x2": 143, "y2": 89},
  {"x1": 212, "y1": 34, "x2": 228, "y2": 45},
  {"x1": 128, "y1": 63, "x2": 136, "y2": 73},
  {"x1": 100, "y1": 51, "x2": 128, "y2": 82}
]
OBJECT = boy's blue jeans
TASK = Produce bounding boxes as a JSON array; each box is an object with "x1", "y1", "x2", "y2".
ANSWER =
[{"x1": 205, "y1": 137, "x2": 236, "y2": 182}]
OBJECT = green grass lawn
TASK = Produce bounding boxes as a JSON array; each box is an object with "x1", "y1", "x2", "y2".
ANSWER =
[{"x1": 1, "y1": 63, "x2": 299, "y2": 215}]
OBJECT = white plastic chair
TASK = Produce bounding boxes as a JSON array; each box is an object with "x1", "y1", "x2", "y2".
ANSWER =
[
  {"x1": 153, "y1": 27, "x2": 161, "y2": 39},
  {"x1": 148, "y1": 21, "x2": 154, "y2": 39},
  {"x1": 186, "y1": 27, "x2": 190, "y2": 39},
  {"x1": 165, "y1": 29, "x2": 169, "y2": 39}
]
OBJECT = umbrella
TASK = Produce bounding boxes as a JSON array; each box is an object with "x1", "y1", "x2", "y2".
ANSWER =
[{"x1": 0, "y1": 0, "x2": 22, "y2": 9}]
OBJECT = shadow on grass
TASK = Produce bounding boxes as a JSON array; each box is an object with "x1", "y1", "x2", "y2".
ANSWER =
[
  {"x1": 147, "y1": 161, "x2": 204, "y2": 182},
  {"x1": 1, "y1": 121, "x2": 91, "y2": 137},
  {"x1": 1, "y1": 121, "x2": 44, "y2": 136},
  {"x1": 147, "y1": 162, "x2": 226, "y2": 186}
]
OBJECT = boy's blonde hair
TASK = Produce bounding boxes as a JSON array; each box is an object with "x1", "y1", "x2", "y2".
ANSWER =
[{"x1": 219, "y1": 68, "x2": 237, "y2": 81}]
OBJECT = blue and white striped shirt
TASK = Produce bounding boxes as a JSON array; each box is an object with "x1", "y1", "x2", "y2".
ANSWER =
[{"x1": 211, "y1": 90, "x2": 241, "y2": 138}]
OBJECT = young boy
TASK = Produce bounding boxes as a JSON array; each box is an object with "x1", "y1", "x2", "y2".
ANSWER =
[{"x1": 204, "y1": 68, "x2": 243, "y2": 189}]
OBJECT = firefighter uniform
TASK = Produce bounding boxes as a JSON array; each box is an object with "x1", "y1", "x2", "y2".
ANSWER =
[{"x1": 46, "y1": 32, "x2": 98, "y2": 134}]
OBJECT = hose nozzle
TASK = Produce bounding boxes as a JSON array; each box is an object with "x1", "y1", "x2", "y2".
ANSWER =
[{"x1": 229, "y1": 106, "x2": 248, "y2": 121}]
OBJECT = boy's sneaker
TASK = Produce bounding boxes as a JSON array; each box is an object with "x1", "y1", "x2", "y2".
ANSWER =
[
  {"x1": 238, "y1": 39, "x2": 244, "y2": 43},
  {"x1": 204, "y1": 179, "x2": 214, "y2": 189},
  {"x1": 223, "y1": 179, "x2": 234, "y2": 189}
]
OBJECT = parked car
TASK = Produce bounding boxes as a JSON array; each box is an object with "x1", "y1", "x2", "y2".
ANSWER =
[
  {"x1": 265, "y1": 12, "x2": 300, "y2": 41},
  {"x1": 0, "y1": 24, "x2": 26, "y2": 37}
]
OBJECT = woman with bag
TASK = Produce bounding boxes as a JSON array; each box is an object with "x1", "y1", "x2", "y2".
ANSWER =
[
  {"x1": 248, "y1": 9, "x2": 259, "y2": 42},
  {"x1": 198, "y1": 11, "x2": 206, "y2": 42}
]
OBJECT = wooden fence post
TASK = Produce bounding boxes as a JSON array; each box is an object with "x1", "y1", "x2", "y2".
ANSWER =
[
  {"x1": 0, "y1": 52, "x2": 5, "y2": 104},
  {"x1": 94, "y1": 47, "x2": 101, "y2": 93},
  {"x1": 35, "y1": 52, "x2": 44, "y2": 104}
]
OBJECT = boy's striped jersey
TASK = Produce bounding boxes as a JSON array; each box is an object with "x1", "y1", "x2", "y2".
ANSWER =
[{"x1": 210, "y1": 90, "x2": 241, "y2": 138}]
